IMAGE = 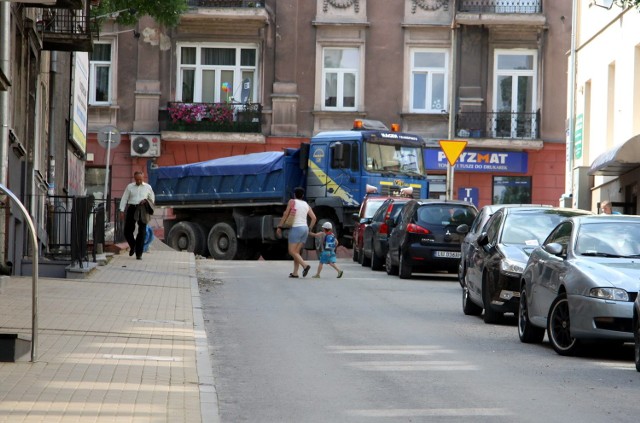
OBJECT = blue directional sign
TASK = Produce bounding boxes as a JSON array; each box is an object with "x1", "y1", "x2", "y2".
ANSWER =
[{"x1": 458, "y1": 187, "x2": 479, "y2": 207}]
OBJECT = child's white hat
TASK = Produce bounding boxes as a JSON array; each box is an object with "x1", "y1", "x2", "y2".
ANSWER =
[{"x1": 322, "y1": 222, "x2": 332, "y2": 230}]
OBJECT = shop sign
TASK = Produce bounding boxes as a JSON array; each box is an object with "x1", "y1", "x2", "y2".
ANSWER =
[{"x1": 424, "y1": 149, "x2": 528, "y2": 173}]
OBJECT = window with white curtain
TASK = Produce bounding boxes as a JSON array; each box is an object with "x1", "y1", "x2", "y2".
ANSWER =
[
  {"x1": 322, "y1": 47, "x2": 359, "y2": 111},
  {"x1": 89, "y1": 41, "x2": 114, "y2": 105},
  {"x1": 177, "y1": 44, "x2": 258, "y2": 103},
  {"x1": 410, "y1": 49, "x2": 448, "y2": 113}
]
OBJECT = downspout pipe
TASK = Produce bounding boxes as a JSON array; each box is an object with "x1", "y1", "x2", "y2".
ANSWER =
[
  {"x1": 0, "y1": 2, "x2": 11, "y2": 268},
  {"x1": 566, "y1": 0, "x2": 578, "y2": 200}
]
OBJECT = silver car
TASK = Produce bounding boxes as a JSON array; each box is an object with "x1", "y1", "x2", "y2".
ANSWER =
[
  {"x1": 519, "y1": 215, "x2": 640, "y2": 356},
  {"x1": 634, "y1": 294, "x2": 640, "y2": 371}
]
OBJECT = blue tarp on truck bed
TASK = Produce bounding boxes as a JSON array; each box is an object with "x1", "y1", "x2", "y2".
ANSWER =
[
  {"x1": 149, "y1": 149, "x2": 303, "y2": 207},
  {"x1": 155, "y1": 151, "x2": 286, "y2": 178}
]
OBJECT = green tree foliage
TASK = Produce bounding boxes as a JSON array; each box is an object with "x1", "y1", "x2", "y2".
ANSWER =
[{"x1": 92, "y1": 0, "x2": 188, "y2": 28}]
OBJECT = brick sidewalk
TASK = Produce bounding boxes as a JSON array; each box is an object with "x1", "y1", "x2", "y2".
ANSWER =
[{"x1": 0, "y1": 249, "x2": 217, "y2": 423}]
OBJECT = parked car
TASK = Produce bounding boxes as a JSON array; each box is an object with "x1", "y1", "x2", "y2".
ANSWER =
[
  {"x1": 462, "y1": 206, "x2": 591, "y2": 323},
  {"x1": 386, "y1": 199, "x2": 477, "y2": 279},
  {"x1": 352, "y1": 195, "x2": 391, "y2": 263},
  {"x1": 519, "y1": 215, "x2": 640, "y2": 356},
  {"x1": 458, "y1": 204, "x2": 551, "y2": 287},
  {"x1": 361, "y1": 197, "x2": 412, "y2": 270}
]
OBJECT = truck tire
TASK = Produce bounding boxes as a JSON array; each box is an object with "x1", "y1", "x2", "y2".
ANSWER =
[
  {"x1": 208, "y1": 222, "x2": 238, "y2": 260},
  {"x1": 167, "y1": 221, "x2": 206, "y2": 255}
]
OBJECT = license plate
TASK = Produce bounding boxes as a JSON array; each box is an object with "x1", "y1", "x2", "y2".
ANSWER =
[{"x1": 434, "y1": 251, "x2": 461, "y2": 259}]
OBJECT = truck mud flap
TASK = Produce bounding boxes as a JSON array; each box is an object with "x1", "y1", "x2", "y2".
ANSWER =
[{"x1": 261, "y1": 215, "x2": 279, "y2": 242}]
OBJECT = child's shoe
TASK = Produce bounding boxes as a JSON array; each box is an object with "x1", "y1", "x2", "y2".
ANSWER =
[{"x1": 312, "y1": 275, "x2": 320, "y2": 279}]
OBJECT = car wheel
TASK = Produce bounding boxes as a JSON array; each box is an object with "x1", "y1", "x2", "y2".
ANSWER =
[
  {"x1": 462, "y1": 286, "x2": 482, "y2": 316},
  {"x1": 399, "y1": 253, "x2": 412, "y2": 279},
  {"x1": 371, "y1": 243, "x2": 384, "y2": 271},
  {"x1": 482, "y1": 275, "x2": 503, "y2": 324},
  {"x1": 547, "y1": 293, "x2": 580, "y2": 356},
  {"x1": 518, "y1": 285, "x2": 545, "y2": 343},
  {"x1": 361, "y1": 247, "x2": 371, "y2": 267},
  {"x1": 385, "y1": 251, "x2": 398, "y2": 276},
  {"x1": 634, "y1": 312, "x2": 640, "y2": 372}
]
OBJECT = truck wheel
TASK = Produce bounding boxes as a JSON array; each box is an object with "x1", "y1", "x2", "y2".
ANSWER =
[
  {"x1": 167, "y1": 221, "x2": 206, "y2": 255},
  {"x1": 208, "y1": 222, "x2": 238, "y2": 260}
]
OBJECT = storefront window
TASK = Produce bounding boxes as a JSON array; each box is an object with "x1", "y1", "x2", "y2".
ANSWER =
[{"x1": 493, "y1": 176, "x2": 531, "y2": 204}]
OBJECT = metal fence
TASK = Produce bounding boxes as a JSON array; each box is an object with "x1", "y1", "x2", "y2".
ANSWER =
[
  {"x1": 46, "y1": 196, "x2": 125, "y2": 265},
  {"x1": 455, "y1": 111, "x2": 540, "y2": 139},
  {"x1": 458, "y1": 0, "x2": 542, "y2": 13},
  {"x1": 187, "y1": 0, "x2": 265, "y2": 7}
]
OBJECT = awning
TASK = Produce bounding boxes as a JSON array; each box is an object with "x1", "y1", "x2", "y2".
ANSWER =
[{"x1": 588, "y1": 134, "x2": 640, "y2": 176}]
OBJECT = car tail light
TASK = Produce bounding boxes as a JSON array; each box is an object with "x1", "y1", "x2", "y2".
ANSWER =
[
  {"x1": 407, "y1": 223, "x2": 430, "y2": 234},
  {"x1": 379, "y1": 223, "x2": 388, "y2": 235}
]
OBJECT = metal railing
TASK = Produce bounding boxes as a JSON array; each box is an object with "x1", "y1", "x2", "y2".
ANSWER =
[
  {"x1": 458, "y1": 0, "x2": 542, "y2": 13},
  {"x1": 46, "y1": 196, "x2": 125, "y2": 263},
  {"x1": 37, "y1": 3, "x2": 97, "y2": 51},
  {"x1": 187, "y1": 0, "x2": 265, "y2": 7},
  {"x1": 455, "y1": 111, "x2": 540, "y2": 139},
  {"x1": 160, "y1": 102, "x2": 263, "y2": 133}
]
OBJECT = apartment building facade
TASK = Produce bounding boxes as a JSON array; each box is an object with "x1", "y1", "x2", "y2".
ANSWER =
[
  {"x1": 86, "y1": 0, "x2": 572, "y2": 230},
  {"x1": 571, "y1": 1, "x2": 640, "y2": 215}
]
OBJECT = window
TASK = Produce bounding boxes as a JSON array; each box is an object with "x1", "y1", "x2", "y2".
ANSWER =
[
  {"x1": 177, "y1": 44, "x2": 258, "y2": 103},
  {"x1": 410, "y1": 49, "x2": 448, "y2": 113},
  {"x1": 89, "y1": 41, "x2": 113, "y2": 104},
  {"x1": 493, "y1": 49, "x2": 537, "y2": 138},
  {"x1": 322, "y1": 48, "x2": 359, "y2": 110},
  {"x1": 331, "y1": 142, "x2": 359, "y2": 170},
  {"x1": 492, "y1": 176, "x2": 532, "y2": 204}
]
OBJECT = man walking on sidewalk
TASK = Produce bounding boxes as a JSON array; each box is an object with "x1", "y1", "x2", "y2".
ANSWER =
[{"x1": 119, "y1": 171, "x2": 155, "y2": 260}]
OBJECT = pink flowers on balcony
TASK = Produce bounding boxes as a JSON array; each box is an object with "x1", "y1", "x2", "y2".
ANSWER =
[{"x1": 167, "y1": 103, "x2": 234, "y2": 125}]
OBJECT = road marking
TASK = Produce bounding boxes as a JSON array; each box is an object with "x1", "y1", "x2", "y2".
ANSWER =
[
  {"x1": 347, "y1": 360, "x2": 478, "y2": 371},
  {"x1": 327, "y1": 345, "x2": 453, "y2": 355},
  {"x1": 347, "y1": 408, "x2": 512, "y2": 417}
]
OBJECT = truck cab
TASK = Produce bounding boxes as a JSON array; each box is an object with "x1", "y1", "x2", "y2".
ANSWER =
[{"x1": 306, "y1": 119, "x2": 429, "y2": 247}]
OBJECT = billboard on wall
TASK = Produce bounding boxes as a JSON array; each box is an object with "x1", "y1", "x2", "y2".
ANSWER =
[
  {"x1": 70, "y1": 52, "x2": 89, "y2": 155},
  {"x1": 424, "y1": 149, "x2": 528, "y2": 173}
]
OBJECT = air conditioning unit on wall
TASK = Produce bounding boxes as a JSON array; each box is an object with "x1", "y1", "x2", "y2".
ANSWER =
[{"x1": 130, "y1": 134, "x2": 161, "y2": 157}]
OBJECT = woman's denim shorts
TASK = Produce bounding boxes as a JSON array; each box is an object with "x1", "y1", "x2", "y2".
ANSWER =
[{"x1": 288, "y1": 226, "x2": 309, "y2": 244}]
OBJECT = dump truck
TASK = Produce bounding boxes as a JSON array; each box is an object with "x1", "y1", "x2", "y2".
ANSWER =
[{"x1": 148, "y1": 120, "x2": 429, "y2": 260}]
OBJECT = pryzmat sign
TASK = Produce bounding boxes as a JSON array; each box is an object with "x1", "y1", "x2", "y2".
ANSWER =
[{"x1": 424, "y1": 149, "x2": 528, "y2": 173}]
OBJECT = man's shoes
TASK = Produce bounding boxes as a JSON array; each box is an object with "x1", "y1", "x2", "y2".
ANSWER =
[
  {"x1": 129, "y1": 249, "x2": 135, "y2": 257},
  {"x1": 136, "y1": 256, "x2": 142, "y2": 260}
]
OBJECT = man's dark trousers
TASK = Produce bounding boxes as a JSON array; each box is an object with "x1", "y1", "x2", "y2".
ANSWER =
[{"x1": 124, "y1": 204, "x2": 147, "y2": 258}]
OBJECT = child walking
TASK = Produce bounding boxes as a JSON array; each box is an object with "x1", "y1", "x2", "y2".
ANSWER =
[{"x1": 309, "y1": 222, "x2": 344, "y2": 279}]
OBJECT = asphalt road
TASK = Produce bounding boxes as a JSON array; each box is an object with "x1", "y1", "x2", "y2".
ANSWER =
[{"x1": 197, "y1": 257, "x2": 638, "y2": 423}]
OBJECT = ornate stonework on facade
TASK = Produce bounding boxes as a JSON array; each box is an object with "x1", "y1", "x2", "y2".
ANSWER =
[
  {"x1": 323, "y1": 0, "x2": 360, "y2": 13},
  {"x1": 411, "y1": 0, "x2": 449, "y2": 13}
]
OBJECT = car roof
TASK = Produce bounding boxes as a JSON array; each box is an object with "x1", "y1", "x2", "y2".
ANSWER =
[
  {"x1": 412, "y1": 199, "x2": 477, "y2": 208},
  {"x1": 480, "y1": 204, "x2": 551, "y2": 213},
  {"x1": 570, "y1": 214, "x2": 640, "y2": 223},
  {"x1": 501, "y1": 206, "x2": 590, "y2": 215}
]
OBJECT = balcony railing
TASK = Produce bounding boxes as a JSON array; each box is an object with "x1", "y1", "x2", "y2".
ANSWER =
[
  {"x1": 160, "y1": 102, "x2": 263, "y2": 133},
  {"x1": 187, "y1": 0, "x2": 264, "y2": 7},
  {"x1": 38, "y1": 4, "x2": 96, "y2": 52},
  {"x1": 458, "y1": 0, "x2": 542, "y2": 13},
  {"x1": 455, "y1": 111, "x2": 540, "y2": 139}
]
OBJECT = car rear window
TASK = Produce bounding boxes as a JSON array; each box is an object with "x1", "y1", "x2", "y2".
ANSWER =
[
  {"x1": 417, "y1": 205, "x2": 476, "y2": 226},
  {"x1": 363, "y1": 199, "x2": 386, "y2": 218}
]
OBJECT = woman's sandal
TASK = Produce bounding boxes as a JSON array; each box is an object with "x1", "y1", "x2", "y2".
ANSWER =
[
  {"x1": 289, "y1": 273, "x2": 299, "y2": 278},
  {"x1": 302, "y1": 265, "x2": 311, "y2": 277}
]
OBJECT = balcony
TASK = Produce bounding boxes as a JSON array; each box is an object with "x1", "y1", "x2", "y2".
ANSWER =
[
  {"x1": 38, "y1": 4, "x2": 96, "y2": 52},
  {"x1": 160, "y1": 102, "x2": 264, "y2": 142},
  {"x1": 455, "y1": 111, "x2": 540, "y2": 140},
  {"x1": 456, "y1": 0, "x2": 544, "y2": 26},
  {"x1": 180, "y1": 0, "x2": 268, "y2": 35}
]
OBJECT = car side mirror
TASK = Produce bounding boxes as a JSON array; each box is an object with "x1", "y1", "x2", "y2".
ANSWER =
[
  {"x1": 544, "y1": 242, "x2": 563, "y2": 256},
  {"x1": 360, "y1": 217, "x2": 372, "y2": 224},
  {"x1": 456, "y1": 224, "x2": 469, "y2": 235},
  {"x1": 477, "y1": 233, "x2": 489, "y2": 247}
]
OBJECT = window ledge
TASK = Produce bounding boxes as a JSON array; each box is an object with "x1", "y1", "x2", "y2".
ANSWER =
[{"x1": 89, "y1": 104, "x2": 120, "y2": 110}]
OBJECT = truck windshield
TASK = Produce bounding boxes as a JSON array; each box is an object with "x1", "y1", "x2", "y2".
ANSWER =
[{"x1": 364, "y1": 142, "x2": 424, "y2": 176}]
